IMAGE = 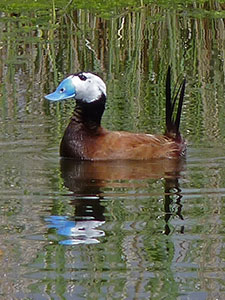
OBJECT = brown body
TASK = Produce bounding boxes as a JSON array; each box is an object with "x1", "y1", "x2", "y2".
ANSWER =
[
  {"x1": 60, "y1": 123, "x2": 186, "y2": 160},
  {"x1": 87, "y1": 129, "x2": 185, "y2": 160}
]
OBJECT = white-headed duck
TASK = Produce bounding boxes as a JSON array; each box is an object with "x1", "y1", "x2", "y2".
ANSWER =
[{"x1": 45, "y1": 67, "x2": 186, "y2": 160}]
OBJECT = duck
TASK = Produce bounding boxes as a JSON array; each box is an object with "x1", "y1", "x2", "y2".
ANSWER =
[{"x1": 45, "y1": 67, "x2": 186, "y2": 160}]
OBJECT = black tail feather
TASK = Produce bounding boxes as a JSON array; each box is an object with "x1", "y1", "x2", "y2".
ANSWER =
[{"x1": 165, "y1": 66, "x2": 186, "y2": 139}]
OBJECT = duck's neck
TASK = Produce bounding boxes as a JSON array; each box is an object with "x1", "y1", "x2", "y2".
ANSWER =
[{"x1": 71, "y1": 94, "x2": 106, "y2": 132}]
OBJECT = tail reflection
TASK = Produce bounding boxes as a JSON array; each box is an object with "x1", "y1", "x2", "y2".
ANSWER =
[
  {"x1": 164, "y1": 177, "x2": 183, "y2": 235},
  {"x1": 45, "y1": 158, "x2": 185, "y2": 245}
]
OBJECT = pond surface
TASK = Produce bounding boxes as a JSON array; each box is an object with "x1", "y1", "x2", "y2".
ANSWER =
[{"x1": 0, "y1": 1, "x2": 225, "y2": 299}]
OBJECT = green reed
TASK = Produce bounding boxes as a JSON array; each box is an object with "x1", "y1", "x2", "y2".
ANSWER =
[{"x1": 0, "y1": 1, "x2": 224, "y2": 143}]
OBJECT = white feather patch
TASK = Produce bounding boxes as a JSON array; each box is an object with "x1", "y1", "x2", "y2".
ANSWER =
[{"x1": 71, "y1": 73, "x2": 106, "y2": 103}]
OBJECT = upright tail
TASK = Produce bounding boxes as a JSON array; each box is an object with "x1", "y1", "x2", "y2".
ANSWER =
[{"x1": 165, "y1": 66, "x2": 186, "y2": 140}]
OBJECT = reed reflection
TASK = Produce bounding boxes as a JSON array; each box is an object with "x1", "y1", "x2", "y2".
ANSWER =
[{"x1": 46, "y1": 158, "x2": 185, "y2": 245}]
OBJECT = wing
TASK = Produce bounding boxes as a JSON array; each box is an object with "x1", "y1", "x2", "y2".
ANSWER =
[{"x1": 86, "y1": 129, "x2": 185, "y2": 160}]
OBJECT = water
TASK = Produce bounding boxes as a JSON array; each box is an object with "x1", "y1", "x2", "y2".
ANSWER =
[{"x1": 0, "y1": 2, "x2": 225, "y2": 299}]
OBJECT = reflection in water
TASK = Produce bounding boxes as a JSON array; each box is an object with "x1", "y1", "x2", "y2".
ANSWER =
[
  {"x1": 45, "y1": 160, "x2": 106, "y2": 245},
  {"x1": 164, "y1": 178, "x2": 184, "y2": 235},
  {"x1": 45, "y1": 158, "x2": 185, "y2": 245},
  {"x1": 45, "y1": 216, "x2": 105, "y2": 245}
]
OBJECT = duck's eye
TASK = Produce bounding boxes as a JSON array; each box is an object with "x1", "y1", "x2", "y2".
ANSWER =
[
  {"x1": 60, "y1": 88, "x2": 65, "y2": 93},
  {"x1": 78, "y1": 74, "x2": 87, "y2": 81}
]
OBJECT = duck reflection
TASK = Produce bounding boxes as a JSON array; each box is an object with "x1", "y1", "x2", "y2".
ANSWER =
[
  {"x1": 46, "y1": 158, "x2": 185, "y2": 245},
  {"x1": 164, "y1": 177, "x2": 184, "y2": 235}
]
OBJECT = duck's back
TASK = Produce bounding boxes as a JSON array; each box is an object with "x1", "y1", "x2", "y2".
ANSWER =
[
  {"x1": 60, "y1": 126, "x2": 185, "y2": 160},
  {"x1": 90, "y1": 130, "x2": 186, "y2": 160}
]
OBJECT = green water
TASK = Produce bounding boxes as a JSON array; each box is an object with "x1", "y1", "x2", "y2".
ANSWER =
[{"x1": 0, "y1": 1, "x2": 225, "y2": 299}]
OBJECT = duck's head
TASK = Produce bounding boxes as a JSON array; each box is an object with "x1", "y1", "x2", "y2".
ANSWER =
[{"x1": 45, "y1": 72, "x2": 106, "y2": 103}]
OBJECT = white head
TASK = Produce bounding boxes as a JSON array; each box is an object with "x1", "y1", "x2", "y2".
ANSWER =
[{"x1": 45, "y1": 72, "x2": 107, "y2": 103}]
